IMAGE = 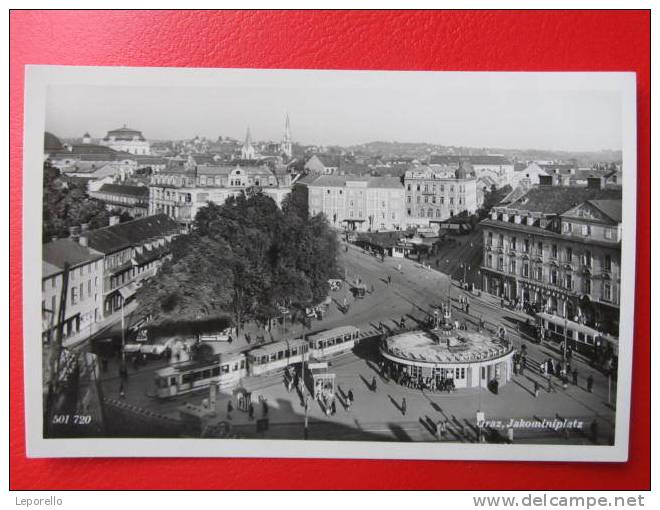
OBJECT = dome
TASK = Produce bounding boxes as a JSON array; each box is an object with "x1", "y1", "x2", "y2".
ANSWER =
[
  {"x1": 455, "y1": 161, "x2": 469, "y2": 179},
  {"x1": 44, "y1": 131, "x2": 63, "y2": 151}
]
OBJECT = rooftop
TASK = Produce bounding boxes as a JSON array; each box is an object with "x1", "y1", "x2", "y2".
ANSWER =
[
  {"x1": 96, "y1": 183, "x2": 150, "y2": 198},
  {"x1": 585, "y1": 199, "x2": 623, "y2": 223},
  {"x1": 305, "y1": 174, "x2": 403, "y2": 189},
  {"x1": 83, "y1": 213, "x2": 180, "y2": 254},
  {"x1": 43, "y1": 239, "x2": 103, "y2": 274},
  {"x1": 506, "y1": 186, "x2": 622, "y2": 215},
  {"x1": 383, "y1": 329, "x2": 512, "y2": 364}
]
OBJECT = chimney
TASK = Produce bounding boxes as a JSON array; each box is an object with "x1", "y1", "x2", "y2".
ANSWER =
[
  {"x1": 68, "y1": 225, "x2": 81, "y2": 241},
  {"x1": 79, "y1": 235, "x2": 88, "y2": 247},
  {"x1": 539, "y1": 175, "x2": 553, "y2": 188},
  {"x1": 109, "y1": 215, "x2": 120, "y2": 226},
  {"x1": 587, "y1": 177, "x2": 602, "y2": 190}
]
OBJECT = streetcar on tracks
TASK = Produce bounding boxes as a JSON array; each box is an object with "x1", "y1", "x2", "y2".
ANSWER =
[
  {"x1": 246, "y1": 338, "x2": 309, "y2": 376},
  {"x1": 154, "y1": 351, "x2": 247, "y2": 398},
  {"x1": 307, "y1": 325, "x2": 361, "y2": 358},
  {"x1": 536, "y1": 312, "x2": 618, "y2": 358}
]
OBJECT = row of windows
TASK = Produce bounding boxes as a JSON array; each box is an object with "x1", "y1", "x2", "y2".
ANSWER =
[
  {"x1": 486, "y1": 256, "x2": 614, "y2": 300},
  {"x1": 486, "y1": 233, "x2": 614, "y2": 270},
  {"x1": 562, "y1": 221, "x2": 616, "y2": 240},
  {"x1": 408, "y1": 195, "x2": 462, "y2": 205},
  {"x1": 411, "y1": 208, "x2": 455, "y2": 218},
  {"x1": 43, "y1": 261, "x2": 101, "y2": 291},
  {"x1": 179, "y1": 359, "x2": 247, "y2": 384},
  {"x1": 406, "y1": 183, "x2": 466, "y2": 193},
  {"x1": 251, "y1": 345, "x2": 309, "y2": 365}
]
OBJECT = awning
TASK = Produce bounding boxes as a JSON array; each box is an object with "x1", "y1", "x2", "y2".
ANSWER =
[{"x1": 118, "y1": 282, "x2": 138, "y2": 300}]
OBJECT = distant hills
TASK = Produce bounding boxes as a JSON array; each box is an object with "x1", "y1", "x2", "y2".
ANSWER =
[{"x1": 345, "y1": 141, "x2": 621, "y2": 164}]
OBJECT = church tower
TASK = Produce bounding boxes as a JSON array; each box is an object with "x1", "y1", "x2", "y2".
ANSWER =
[
  {"x1": 240, "y1": 126, "x2": 256, "y2": 159},
  {"x1": 280, "y1": 113, "x2": 292, "y2": 159}
]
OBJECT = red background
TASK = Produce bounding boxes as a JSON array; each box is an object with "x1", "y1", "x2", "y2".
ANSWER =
[{"x1": 9, "y1": 10, "x2": 650, "y2": 490}]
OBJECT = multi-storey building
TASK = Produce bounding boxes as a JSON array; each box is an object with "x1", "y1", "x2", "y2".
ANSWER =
[
  {"x1": 304, "y1": 175, "x2": 405, "y2": 231},
  {"x1": 480, "y1": 177, "x2": 622, "y2": 336},
  {"x1": 99, "y1": 125, "x2": 151, "y2": 155},
  {"x1": 403, "y1": 165, "x2": 478, "y2": 227},
  {"x1": 149, "y1": 163, "x2": 294, "y2": 228},
  {"x1": 88, "y1": 183, "x2": 150, "y2": 218},
  {"x1": 429, "y1": 155, "x2": 514, "y2": 189},
  {"x1": 42, "y1": 238, "x2": 104, "y2": 343},
  {"x1": 81, "y1": 214, "x2": 181, "y2": 316}
]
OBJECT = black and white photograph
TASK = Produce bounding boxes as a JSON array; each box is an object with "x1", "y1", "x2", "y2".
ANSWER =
[{"x1": 23, "y1": 66, "x2": 637, "y2": 460}]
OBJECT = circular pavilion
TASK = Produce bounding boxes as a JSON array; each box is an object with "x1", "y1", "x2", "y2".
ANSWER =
[{"x1": 379, "y1": 327, "x2": 514, "y2": 390}]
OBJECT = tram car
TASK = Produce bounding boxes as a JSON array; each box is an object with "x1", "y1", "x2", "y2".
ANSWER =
[
  {"x1": 246, "y1": 338, "x2": 309, "y2": 376},
  {"x1": 536, "y1": 312, "x2": 618, "y2": 356},
  {"x1": 307, "y1": 325, "x2": 360, "y2": 358},
  {"x1": 154, "y1": 351, "x2": 247, "y2": 398}
]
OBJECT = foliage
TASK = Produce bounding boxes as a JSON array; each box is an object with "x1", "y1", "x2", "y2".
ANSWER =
[
  {"x1": 42, "y1": 163, "x2": 132, "y2": 242},
  {"x1": 136, "y1": 191, "x2": 339, "y2": 330}
]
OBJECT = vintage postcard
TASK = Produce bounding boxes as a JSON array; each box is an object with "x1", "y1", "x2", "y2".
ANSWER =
[{"x1": 23, "y1": 66, "x2": 637, "y2": 460}]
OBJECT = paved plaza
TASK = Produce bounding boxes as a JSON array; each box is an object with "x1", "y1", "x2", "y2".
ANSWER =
[{"x1": 98, "y1": 241, "x2": 617, "y2": 444}]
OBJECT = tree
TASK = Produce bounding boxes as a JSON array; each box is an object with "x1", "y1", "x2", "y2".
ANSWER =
[
  {"x1": 136, "y1": 190, "x2": 339, "y2": 333},
  {"x1": 42, "y1": 162, "x2": 124, "y2": 242}
]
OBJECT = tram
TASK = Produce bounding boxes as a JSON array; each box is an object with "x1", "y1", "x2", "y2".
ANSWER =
[
  {"x1": 307, "y1": 326, "x2": 361, "y2": 358},
  {"x1": 154, "y1": 351, "x2": 247, "y2": 398},
  {"x1": 246, "y1": 338, "x2": 309, "y2": 376},
  {"x1": 535, "y1": 312, "x2": 618, "y2": 355},
  {"x1": 153, "y1": 325, "x2": 361, "y2": 399}
]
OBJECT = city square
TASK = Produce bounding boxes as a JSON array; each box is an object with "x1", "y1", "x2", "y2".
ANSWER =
[{"x1": 37, "y1": 69, "x2": 623, "y2": 449}]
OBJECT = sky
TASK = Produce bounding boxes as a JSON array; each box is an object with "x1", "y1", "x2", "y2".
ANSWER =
[{"x1": 45, "y1": 71, "x2": 623, "y2": 151}]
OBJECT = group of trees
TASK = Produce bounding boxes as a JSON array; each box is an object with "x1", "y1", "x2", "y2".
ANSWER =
[
  {"x1": 136, "y1": 188, "x2": 340, "y2": 332},
  {"x1": 42, "y1": 163, "x2": 132, "y2": 242}
]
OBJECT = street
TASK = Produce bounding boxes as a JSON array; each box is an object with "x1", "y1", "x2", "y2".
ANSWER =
[{"x1": 97, "y1": 241, "x2": 617, "y2": 444}]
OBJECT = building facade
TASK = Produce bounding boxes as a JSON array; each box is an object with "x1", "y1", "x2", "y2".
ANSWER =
[
  {"x1": 149, "y1": 163, "x2": 294, "y2": 228},
  {"x1": 479, "y1": 181, "x2": 622, "y2": 336},
  {"x1": 99, "y1": 126, "x2": 151, "y2": 155},
  {"x1": 88, "y1": 183, "x2": 150, "y2": 218},
  {"x1": 403, "y1": 166, "x2": 478, "y2": 227},
  {"x1": 42, "y1": 239, "x2": 104, "y2": 343},
  {"x1": 81, "y1": 214, "x2": 181, "y2": 316},
  {"x1": 429, "y1": 155, "x2": 514, "y2": 189},
  {"x1": 305, "y1": 175, "x2": 405, "y2": 231}
]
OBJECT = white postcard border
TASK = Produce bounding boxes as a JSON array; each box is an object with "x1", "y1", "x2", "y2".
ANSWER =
[{"x1": 22, "y1": 65, "x2": 637, "y2": 461}]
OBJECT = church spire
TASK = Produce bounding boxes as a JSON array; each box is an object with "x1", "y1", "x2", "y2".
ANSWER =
[
  {"x1": 241, "y1": 126, "x2": 256, "y2": 160},
  {"x1": 281, "y1": 113, "x2": 292, "y2": 158}
]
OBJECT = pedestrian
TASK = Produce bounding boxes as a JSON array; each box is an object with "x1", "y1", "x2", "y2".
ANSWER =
[
  {"x1": 587, "y1": 374, "x2": 594, "y2": 393},
  {"x1": 262, "y1": 399, "x2": 269, "y2": 417},
  {"x1": 466, "y1": 303, "x2": 470, "y2": 315},
  {"x1": 439, "y1": 420, "x2": 447, "y2": 440},
  {"x1": 401, "y1": 397, "x2": 407, "y2": 416},
  {"x1": 372, "y1": 376, "x2": 377, "y2": 392},
  {"x1": 227, "y1": 400, "x2": 233, "y2": 419},
  {"x1": 387, "y1": 274, "x2": 392, "y2": 286},
  {"x1": 572, "y1": 368, "x2": 578, "y2": 386},
  {"x1": 331, "y1": 399, "x2": 337, "y2": 415},
  {"x1": 248, "y1": 403, "x2": 254, "y2": 420},
  {"x1": 534, "y1": 380, "x2": 540, "y2": 398},
  {"x1": 590, "y1": 419, "x2": 599, "y2": 444},
  {"x1": 348, "y1": 389, "x2": 354, "y2": 405}
]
